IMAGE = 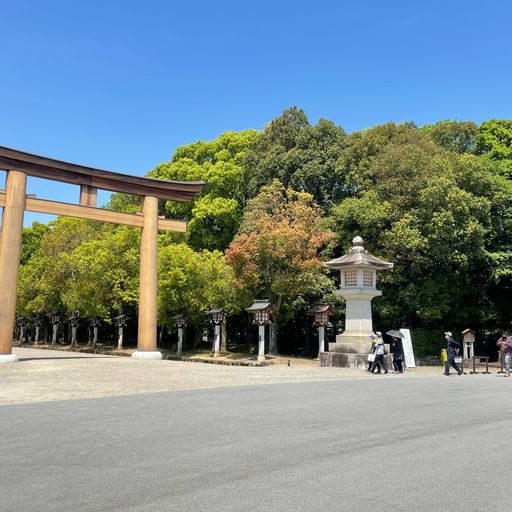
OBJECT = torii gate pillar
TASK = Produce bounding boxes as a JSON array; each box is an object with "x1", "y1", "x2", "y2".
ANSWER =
[
  {"x1": 132, "y1": 195, "x2": 162, "y2": 360},
  {"x1": 0, "y1": 170, "x2": 26, "y2": 363}
]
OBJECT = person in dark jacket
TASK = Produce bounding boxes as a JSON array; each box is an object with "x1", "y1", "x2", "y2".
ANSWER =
[
  {"x1": 392, "y1": 336, "x2": 404, "y2": 373},
  {"x1": 443, "y1": 331, "x2": 462, "y2": 376}
]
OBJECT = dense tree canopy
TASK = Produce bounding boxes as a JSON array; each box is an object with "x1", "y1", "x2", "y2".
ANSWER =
[
  {"x1": 15, "y1": 108, "x2": 512, "y2": 356},
  {"x1": 245, "y1": 107, "x2": 347, "y2": 211},
  {"x1": 475, "y1": 119, "x2": 512, "y2": 176}
]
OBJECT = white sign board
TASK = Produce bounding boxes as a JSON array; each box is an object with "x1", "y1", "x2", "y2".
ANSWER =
[{"x1": 399, "y1": 328, "x2": 416, "y2": 368}]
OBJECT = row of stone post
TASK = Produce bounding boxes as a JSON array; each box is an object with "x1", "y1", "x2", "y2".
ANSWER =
[
  {"x1": 14, "y1": 313, "x2": 124, "y2": 350},
  {"x1": 173, "y1": 300, "x2": 332, "y2": 362}
]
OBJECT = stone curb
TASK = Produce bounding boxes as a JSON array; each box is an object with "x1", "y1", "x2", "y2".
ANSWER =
[
  {"x1": 14, "y1": 343, "x2": 268, "y2": 366},
  {"x1": 166, "y1": 355, "x2": 268, "y2": 367}
]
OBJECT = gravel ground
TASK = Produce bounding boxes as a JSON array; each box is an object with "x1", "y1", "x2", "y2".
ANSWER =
[{"x1": 0, "y1": 347, "x2": 451, "y2": 405}]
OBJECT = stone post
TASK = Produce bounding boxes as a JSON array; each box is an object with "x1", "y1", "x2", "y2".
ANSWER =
[
  {"x1": 177, "y1": 327, "x2": 184, "y2": 356},
  {"x1": 118, "y1": 326, "x2": 124, "y2": 350},
  {"x1": 258, "y1": 325, "x2": 265, "y2": 363},
  {"x1": 318, "y1": 325, "x2": 325, "y2": 354},
  {"x1": 213, "y1": 324, "x2": 221, "y2": 358}
]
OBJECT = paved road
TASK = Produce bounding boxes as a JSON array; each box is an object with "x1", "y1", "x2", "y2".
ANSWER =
[{"x1": 1, "y1": 374, "x2": 509, "y2": 511}]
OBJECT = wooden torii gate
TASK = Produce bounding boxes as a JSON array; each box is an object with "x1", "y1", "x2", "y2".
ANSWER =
[{"x1": 0, "y1": 146, "x2": 204, "y2": 363}]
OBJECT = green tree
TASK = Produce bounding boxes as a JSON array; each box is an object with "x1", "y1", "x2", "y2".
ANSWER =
[
  {"x1": 60, "y1": 225, "x2": 140, "y2": 320},
  {"x1": 151, "y1": 130, "x2": 258, "y2": 251},
  {"x1": 422, "y1": 120, "x2": 478, "y2": 153},
  {"x1": 106, "y1": 193, "x2": 142, "y2": 214},
  {"x1": 20, "y1": 221, "x2": 50, "y2": 265},
  {"x1": 245, "y1": 107, "x2": 347, "y2": 210},
  {"x1": 17, "y1": 218, "x2": 102, "y2": 315},
  {"x1": 158, "y1": 243, "x2": 238, "y2": 330},
  {"x1": 475, "y1": 119, "x2": 512, "y2": 175},
  {"x1": 337, "y1": 122, "x2": 417, "y2": 194}
]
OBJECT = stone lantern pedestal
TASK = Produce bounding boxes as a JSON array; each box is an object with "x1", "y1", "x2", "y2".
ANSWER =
[{"x1": 320, "y1": 236, "x2": 393, "y2": 368}]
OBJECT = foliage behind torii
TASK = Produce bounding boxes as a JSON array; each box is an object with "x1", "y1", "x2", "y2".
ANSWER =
[{"x1": 15, "y1": 109, "x2": 512, "y2": 355}]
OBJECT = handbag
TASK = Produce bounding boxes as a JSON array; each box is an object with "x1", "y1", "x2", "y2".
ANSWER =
[{"x1": 367, "y1": 353, "x2": 376, "y2": 362}]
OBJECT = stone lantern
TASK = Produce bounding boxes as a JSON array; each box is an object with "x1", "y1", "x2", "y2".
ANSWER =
[
  {"x1": 206, "y1": 307, "x2": 225, "y2": 358},
  {"x1": 33, "y1": 315, "x2": 42, "y2": 345},
  {"x1": 246, "y1": 300, "x2": 275, "y2": 363},
  {"x1": 50, "y1": 310, "x2": 62, "y2": 347},
  {"x1": 321, "y1": 236, "x2": 393, "y2": 368},
  {"x1": 16, "y1": 315, "x2": 26, "y2": 344},
  {"x1": 307, "y1": 304, "x2": 332, "y2": 355},
  {"x1": 88, "y1": 317, "x2": 101, "y2": 349},
  {"x1": 462, "y1": 328, "x2": 476, "y2": 360},
  {"x1": 68, "y1": 310, "x2": 80, "y2": 348},
  {"x1": 173, "y1": 314, "x2": 187, "y2": 356},
  {"x1": 114, "y1": 314, "x2": 129, "y2": 350}
]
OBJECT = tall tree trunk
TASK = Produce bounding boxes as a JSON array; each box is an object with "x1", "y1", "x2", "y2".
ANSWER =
[
  {"x1": 268, "y1": 296, "x2": 282, "y2": 355},
  {"x1": 158, "y1": 324, "x2": 165, "y2": 349},
  {"x1": 304, "y1": 322, "x2": 311, "y2": 355},
  {"x1": 194, "y1": 326, "x2": 201, "y2": 349}
]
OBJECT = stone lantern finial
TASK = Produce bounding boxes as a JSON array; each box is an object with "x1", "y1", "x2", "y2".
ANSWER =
[{"x1": 352, "y1": 236, "x2": 364, "y2": 252}]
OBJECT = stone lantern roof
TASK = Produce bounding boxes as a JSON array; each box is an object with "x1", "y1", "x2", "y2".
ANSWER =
[
  {"x1": 206, "y1": 307, "x2": 225, "y2": 317},
  {"x1": 324, "y1": 236, "x2": 393, "y2": 270},
  {"x1": 307, "y1": 303, "x2": 331, "y2": 315},
  {"x1": 246, "y1": 299, "x2": 274, "y2": 313}
]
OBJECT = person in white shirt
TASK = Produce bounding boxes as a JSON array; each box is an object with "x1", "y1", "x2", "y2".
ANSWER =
[{"x1": 370, "y1": 331, "x2": 389, "y2": 374}]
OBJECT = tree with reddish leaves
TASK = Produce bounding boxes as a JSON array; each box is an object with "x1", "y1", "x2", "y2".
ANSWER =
[{"x1": 226, "y1": 180, "x2": 335, "y2": 354}]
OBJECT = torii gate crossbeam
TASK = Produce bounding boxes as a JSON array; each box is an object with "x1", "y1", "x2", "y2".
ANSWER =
[{"x1": 0, "y1": 146, "x2": 204, "y2": 363}]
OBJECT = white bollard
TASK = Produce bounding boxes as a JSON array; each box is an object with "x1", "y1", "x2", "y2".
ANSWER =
[
  {"x1": 177, "y1": 327, "x2": 183, "y2": 356},
  {"x1": 318, "y1": 325, "x2": 325, "y2": 355},
  {"x1": 213, "y1": 324, "x2": 221, "y2": 357},
  {"x1": 258, "y1": 325, "x2": 265, "y2": 362}
]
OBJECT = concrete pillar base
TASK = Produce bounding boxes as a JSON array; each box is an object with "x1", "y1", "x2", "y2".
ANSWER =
[
  {"x1": 0, "y1": 353, "x2": 19, "y2": 363},
  {"x1": 131, "y1": 351, "x2": 162, "y2": 360}
]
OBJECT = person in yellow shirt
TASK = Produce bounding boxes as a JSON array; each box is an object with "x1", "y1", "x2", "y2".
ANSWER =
[{"x1": 441, "y1": 348, "x2": 447, "y2": 365}]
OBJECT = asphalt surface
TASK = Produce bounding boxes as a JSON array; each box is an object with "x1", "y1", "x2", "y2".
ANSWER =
[{"x1": 1, "y1": 373, "x2": 510, "y2": 512}]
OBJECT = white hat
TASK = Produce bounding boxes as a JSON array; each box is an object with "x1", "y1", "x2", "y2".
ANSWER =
[
  {"x1": 375, "y1": 331, "x2": 382, "y2": 336},
  {"x1": 444, "y1": 331, "x2": 452, "y2": 337}
]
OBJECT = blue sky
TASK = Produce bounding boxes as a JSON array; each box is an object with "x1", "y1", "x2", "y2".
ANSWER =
[{"x1": 1, "y1": 0, "x2": 511, "y2": 225}]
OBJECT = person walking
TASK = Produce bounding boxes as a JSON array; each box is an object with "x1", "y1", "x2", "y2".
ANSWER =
[
  {"x1": 392, "y1": 336, "x2": 404, "y2": 373},
  {"x1": 497, "y1": 332, "x2": 512, "y2": 377},
  {"x1": 370, "y1": 331, "x2": 388, "y2": 374},
  {"x1": 443, "y1": 331, "x2": 462, "y2": 376},
  {"x1": 366, "y1": 334, "x2": 378, "y2": 373}
]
